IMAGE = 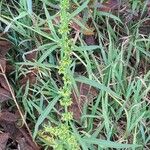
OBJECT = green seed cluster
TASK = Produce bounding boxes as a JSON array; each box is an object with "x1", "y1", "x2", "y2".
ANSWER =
[
  {"x1": 39, "y1": 0, "x2": 80, "y2": 149},
  {"x1": 58, "y1": 0, "x2": 73, "y2": 118},
  {"x1": 43, "y1": 124, "x2": 79, "y2": 150},
  {"x1": 39, "y1": 124, "x2": 79, "y2": 150}
]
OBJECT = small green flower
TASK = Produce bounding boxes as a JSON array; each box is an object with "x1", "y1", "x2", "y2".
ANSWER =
[
  {"x1": 60, "y1": 97, "x2": 72, "y2": 107},
  {"x1": 62, "y1": 112, "x2": 73, "y2": 121},
  {"x1": 60, "y1": 0, "x2": 69, "y2": 10},
  {"x1": 58, "y1": 58, "x2": 72, "y2": 74},
  {"x1": 59, "y1": 87, "x2": 71, "y2": 98},
  {"x1": 67, "y1": 135, "x2": 80, "y2": 149},
  {"x1": 63, "y1": 76, "x2": 72, "y2": 85}
]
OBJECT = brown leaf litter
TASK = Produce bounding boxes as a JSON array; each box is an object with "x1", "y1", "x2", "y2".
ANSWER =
[
  {"x1": 0, "y1": 111, "x2": 39, "y2": 150},
  {"x1": 0, "y1": 39, "x2": 12, "y2": 102},
  {"x1": 0, "y1": 38, "x2": 40, "y2": 150},
  {"x1": 0, "y1": 133, "x2": 10, "y2": 150},
  {"x1": 70, "y1": 82, "x2": 98, "y2": 121}
]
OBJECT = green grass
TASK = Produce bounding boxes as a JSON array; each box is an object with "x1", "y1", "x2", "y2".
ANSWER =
[{"x1": 0, "y1": 0, "x2": 150, "y2": 149}]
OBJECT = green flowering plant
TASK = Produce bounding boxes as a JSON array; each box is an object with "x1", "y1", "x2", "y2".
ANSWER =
[
  {"x1": 40, "y1": 124, "x2": 79, "y2": 150},
  {"x1": 39, "y1": 0, "x2": 80, "y2": 149},
  {"x1": 58, "y1": 0, "x2": 73, "y2": 115}
]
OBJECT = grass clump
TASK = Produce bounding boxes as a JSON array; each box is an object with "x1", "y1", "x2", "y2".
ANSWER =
[{"x1": 0, "y1": 0, "x2": 150, "y2": 150}]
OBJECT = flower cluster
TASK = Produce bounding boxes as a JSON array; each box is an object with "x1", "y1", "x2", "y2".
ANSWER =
[
  {"x1": 39, "y1": 0, "x2": 80, "y2": 149},
  {"x1": 40, "y1": 124, "x2": 80, "y2": 150},
  {"x1": 58, "y1": 0, "x2": 73, "y2": 112}
]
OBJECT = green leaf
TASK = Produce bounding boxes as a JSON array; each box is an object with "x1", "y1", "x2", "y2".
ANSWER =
[
  {"x1": 27, "y1": 0, "x2": 32, "y2": 15},
  {"x1": 33, "y1": 96, "x2": 60, "y2": 138},
  {"x1": 97, "y1": 11, "x2": 122, "y2": 23},
  {"x1": 70, "y1": 0, "x2": 89, "y2": 19},
  {"x1": 82, "y1": 138, "x2": 142, "y2": 148},
  {"x1": 75, "y1": 76, "x2": 120, "y2": 99}
]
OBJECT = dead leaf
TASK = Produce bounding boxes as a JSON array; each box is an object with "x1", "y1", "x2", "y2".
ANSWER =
[
  {"x1": 0, "y1": 111, "x2": 18, "y2": 122},
  {"x1": 20, "y1": 69, "x2": 38, "y2": 88},
  {"x1": 0, "y1": 39, "x2": 13, "y2": 75},
  {"x1": 0, "y1": 75, "x2": 10, "y2": 91},
  {"x1": 0, "y1": 59, "x2": 6, "y2": 73},
  {"x1": 0, "y1": 39, "x2": 12, "y2": 58},
  {"x1": 5, "y1": 62, "x2": 15, "y2": 74},
  {"x1": 70, "y1": 82, "x2": 98, "y2": 121},
  {"x1": 17, "y1": 138, "x2": 36, "y2": 150},
  {"x1": 85, "y1": 35, "x2": 96, "y2": 45},
  {"x1": 0, "y1": 133, "x2": 10, "y2": 150},
  {"x1": 0, "y1": 74, "x2": 11, "y2": 103},
  {"x1": 83, "y1": 27, "x2": 95, "y2": 36},
  {"x1": 0, "y1": 88, "x2": 11, "y2": 102},
  {"x1": 18, "y1": 128, "x2": 40, "y2": 150},
  {"x1": 0, "y1": 111, "x2": 39, "y2": 150},
  {"x1": 99, "y1": 0, "x2": 119, "y2": 12},
  {"x1": 25, "y1": 50, "x2": 37, "y2": 62}
]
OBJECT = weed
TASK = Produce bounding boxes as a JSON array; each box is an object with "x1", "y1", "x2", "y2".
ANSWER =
[
  {"x1": 0, "y1": 0, "x2": 149, "y2": 150},
  {"x1": 39, "y1": 0, "x2": 79, "y2": 149}
]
